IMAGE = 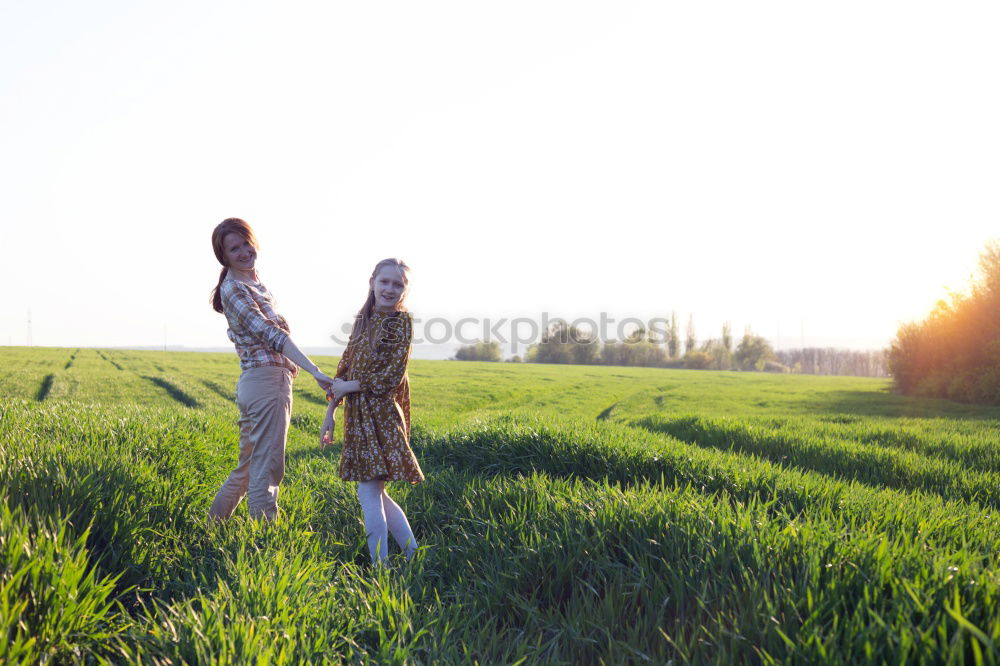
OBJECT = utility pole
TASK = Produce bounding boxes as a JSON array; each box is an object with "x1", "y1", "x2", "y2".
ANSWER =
[{"x1": 27, "y1": 309, "x2": 32, "y2": 347}]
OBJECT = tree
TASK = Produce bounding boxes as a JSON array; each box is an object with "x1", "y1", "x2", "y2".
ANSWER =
[
  {"x1": 526, "y1": 321, "x2": 599, "y2": 365},
  {"x1": 685, "y1": 314, "x2": 696, "y2": 355},
  {"x1": 600, "y1": 327, "x2": 668, "y2": 367},
  {"x1": 722, "y1": 321, "x2": 733, "y2": 353},
  {"x1": 683, "y1": 350, "x2": 712, "y2": 369},
  {"x1": 701, "y1": 338, "x2": 732, "y2": 370},
  {"x1": 734, "y1": 328, "x2": 775, "y2": 371},
  {"x1": 889, "y1": 240, "x2": 1000, "y2": 403},
  {"x1": 455, "y1": 341, "x2": 502, "y2": 361},
  {"x1": 775, "y1": 348, "x2": 888, "y2": 377},
  {"x1": 667, "y1": 311, "x2": 680, "y2": 359}
]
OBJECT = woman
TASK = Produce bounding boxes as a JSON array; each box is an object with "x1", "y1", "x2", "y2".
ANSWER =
[
  {"x1": 322, "y1": 258, "x2": 424, "y2": 563},
  {"x1": 207, "y1": 217, "x2": 334, "y2": 521}
]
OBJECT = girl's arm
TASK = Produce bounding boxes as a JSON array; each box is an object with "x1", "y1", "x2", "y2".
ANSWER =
[
  {"x1": 334, "y1": 339, "x2": 352, "y2": 380},
  {"x1": 320, "y1": 397, "x2": 337, "y2": 448},
  {"x1": 333, "y1": 314, "x2": 412, "y2": 399}
]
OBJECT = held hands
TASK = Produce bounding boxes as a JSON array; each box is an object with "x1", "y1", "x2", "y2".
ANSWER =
[
  {"x1": 312, "y1": 369, "x2": 334, "y2": 393},
  {"x1": 329, "y1": 377, "x2": 354, "y2": 403}
]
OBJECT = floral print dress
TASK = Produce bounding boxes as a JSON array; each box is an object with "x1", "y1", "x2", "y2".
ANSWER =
[{"x1": 336, "y1": 311, "x2": 424, "y2": 484}]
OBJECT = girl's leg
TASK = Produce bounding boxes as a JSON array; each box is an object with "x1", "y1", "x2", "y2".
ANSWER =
[
  {"x1": 357, "y1": 480, "x2": 389, "y2": 564},
  {"x1": 381, "y1": 487, "x2": 417, "y2": 558}
]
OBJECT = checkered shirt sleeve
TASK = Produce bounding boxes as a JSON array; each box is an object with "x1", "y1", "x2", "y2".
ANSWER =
[{"x1": 219, "y1": 279, "x2": 295, "y2": 372}]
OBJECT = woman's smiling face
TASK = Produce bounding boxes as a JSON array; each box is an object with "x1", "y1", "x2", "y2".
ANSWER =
[
  {"x1": 371, "y1": 264, "x2": 407, "y2": 311},
  {"x1": 222, "y1": 231, "x2": 257, "y2": 273}
]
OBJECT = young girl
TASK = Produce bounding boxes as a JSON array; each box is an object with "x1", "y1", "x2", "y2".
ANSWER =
[{"x1": 321, "y1": 258, "x2": 424, "y2": 564}]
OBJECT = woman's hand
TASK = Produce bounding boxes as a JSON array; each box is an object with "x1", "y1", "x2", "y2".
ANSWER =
[{"x1": 312, "y1": 370, "x2": 334, "y2": 393}]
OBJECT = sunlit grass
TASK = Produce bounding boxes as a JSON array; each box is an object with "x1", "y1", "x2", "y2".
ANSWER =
[{"x1": 2, "y1": 347, "x2": 999, "y2": 663}]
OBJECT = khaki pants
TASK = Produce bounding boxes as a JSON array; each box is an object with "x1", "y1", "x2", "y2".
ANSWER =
[{"x1": 209, "y1": 365, "x2": 293, "y2": 521}]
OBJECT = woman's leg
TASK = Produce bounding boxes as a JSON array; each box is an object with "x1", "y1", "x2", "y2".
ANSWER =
[
  {"x1": 209, "y1": 372, "x2": 254, "y2": 519},
  {"x1": 381, "y1": 487, "x2": 417, "y2": 558},
  {"x1": 357, "y1": 480, "x2": 389, "y2": 564},
  {"x1": 245, "y1": 367, "x2": 292, "y2": 520}
]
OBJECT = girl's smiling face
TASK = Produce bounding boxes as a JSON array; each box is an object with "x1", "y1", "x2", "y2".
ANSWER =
[
  {"x1": 371, "y1": 264, "x2": 407, "y2": 312},
  {"x1": 222, "y1": 231, "x2": 257, "y2": 273}
]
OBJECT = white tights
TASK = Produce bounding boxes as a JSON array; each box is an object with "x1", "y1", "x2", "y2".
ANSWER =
[{"x1": 356, "y1": 480, "x2": 417, "y2": 564}]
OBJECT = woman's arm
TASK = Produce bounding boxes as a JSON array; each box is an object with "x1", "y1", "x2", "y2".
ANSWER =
[
  {"x1": 221, "y1": 281, "x2": 291, "y2": 353},
  {"x1": 282, "y1": 337, "x2": 334, "y2": 392},
  {"x1": 221, "y1": 282, "x2": 333, "y2": 391}
]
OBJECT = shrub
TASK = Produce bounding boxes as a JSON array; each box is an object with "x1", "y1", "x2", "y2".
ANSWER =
[
  {"x1": 455, "y1": 341, "x2": 502, "y2": 362},
  {"x1": 890, "y1": 240, "x2": 1000, "y2": 404},
  {"x1": 734, "y1": 331, "x2": 774, "y2": 371},
  {"x1": 683, "y1": 351, "x2": 712, "y2": 369},
  {"x1": 527, "y1": 321, "x2": 598, "y2": 365}
]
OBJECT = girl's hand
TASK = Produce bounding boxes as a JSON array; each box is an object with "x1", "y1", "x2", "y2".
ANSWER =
[
  {"x1": 330, "y1": 377, "x2": 353, "y2": 402},
  {"x1": 320, "y1": 410, "x2": 336, "y2": 449}
]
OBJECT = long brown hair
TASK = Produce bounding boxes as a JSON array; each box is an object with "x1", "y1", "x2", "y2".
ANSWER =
[
  {"x1": 349, "y1": 258, "x2": 411, "y2": 344},
  {"x1": 210, "y1": 218, "x2": 259, "y2": 313}
]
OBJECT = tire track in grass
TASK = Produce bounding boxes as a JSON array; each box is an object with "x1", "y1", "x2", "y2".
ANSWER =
[
  {"x1": 294, "y1": 388, "x2": 327, "y2": 406},
  {"x1": 97, "y1": 350, "x2": 124, "y2": 371},
  {"x1": 35, "y1": 374, "x2": 55, "y2": 401},
  {"x1": 596, "y1": 387, "x2": 660, "y2": 423},
  {"x1": 596, "y1": 401, "x2": 618, "y2": 421},
  {"x1": 201, "y1": 380, "x2": 235, "y2": 402},
  {"x1": 142, "y1": 376, "x2": 200, "y2": 408}
]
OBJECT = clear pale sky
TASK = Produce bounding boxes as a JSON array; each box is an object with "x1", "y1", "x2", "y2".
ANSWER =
[{"x1": 2, "y1": 1, "x2": 997, "y2": 356}]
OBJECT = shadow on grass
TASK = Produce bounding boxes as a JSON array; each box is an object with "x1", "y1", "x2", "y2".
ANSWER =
[
  {"x1": 35, "y1": 373, "x2": 55, "y2": 401},
  {"x1": 596, "y1": 402, "x2": 618, "y2": 421},
  {"x1": 289, "y1": 413, "x2": 1000, "y2": 525},
  {"x1": 201, "y1": 379, "x2": 235, "y2": 403},
  {"x1": 294, "y1": 388, "x2": 328, "y2": 406},
  {"x1": 632, "y1": 415, "x2": 1000, "y2": 509},
  {"x1": 286, "y1": 421, "x2": 737, "y2": 494},
  {"x1": 312, "y1": 423, "x2": 683, "y2": 491},
  {"x1": 799, "y1": 390, "x2": 1000, "y2": 420},
  {"x1": 97, "y1": 351, "x2": 125, "y2": 371},
  {"x1": 143, "y1": 376, "x2": 200, "y2": 408}
]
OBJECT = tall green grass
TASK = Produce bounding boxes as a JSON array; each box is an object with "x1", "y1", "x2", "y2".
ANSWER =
[{"x1": 2, "y1": 348, "x2": 1000, "y2": 663}]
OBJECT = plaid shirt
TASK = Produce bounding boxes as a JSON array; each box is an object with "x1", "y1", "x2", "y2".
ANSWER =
[{"x1": 220, "y1": 278, "x2": 298, "y2": 375}]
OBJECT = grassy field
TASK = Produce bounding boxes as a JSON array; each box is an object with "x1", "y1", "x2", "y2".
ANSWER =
[{"x1": 2, "y1": 347, "x2": 1000, "y2": 664}]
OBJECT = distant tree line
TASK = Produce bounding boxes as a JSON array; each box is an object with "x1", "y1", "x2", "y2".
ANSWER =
[
  {"x1": 450, "y1": 317, "x2": 878, "y2": 377},
  {"x1": 453, "y1": 315, "x2": 890, "y2": 378},
  {"x1": 454, "y1": 341, "x2": 502, "y2": 362},
  {"x1": 889, "y1": 241, "x2": 1000, "y2": 404},
  {"x1": 775, "y1": 348, "x2": 889, "y2": 377}
]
